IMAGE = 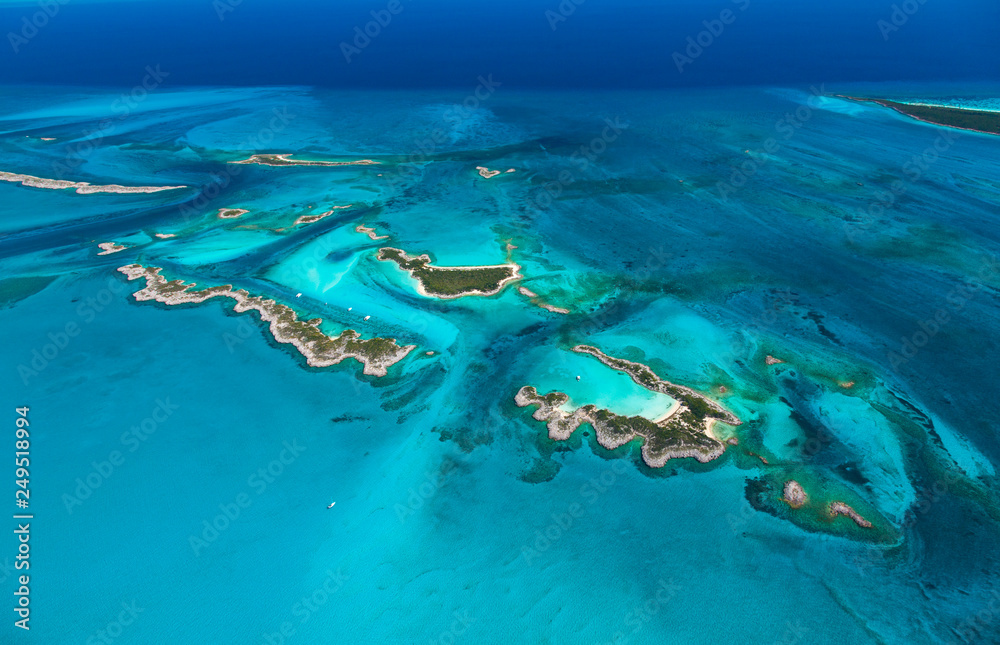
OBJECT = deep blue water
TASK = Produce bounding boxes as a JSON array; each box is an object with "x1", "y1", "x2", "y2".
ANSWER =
[{"x1": 1, "y1": 0, "x2": 999, "y2": 88}]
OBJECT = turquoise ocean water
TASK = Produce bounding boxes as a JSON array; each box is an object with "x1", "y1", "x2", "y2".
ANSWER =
[{"x1": 1, "y1": 83, "x2": 999, "y2": 644}]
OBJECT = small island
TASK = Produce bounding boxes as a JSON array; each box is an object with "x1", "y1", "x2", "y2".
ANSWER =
[
  {"x1": 293, "y1": 205, "x2": 351, "y2": 226},
  {"x1": 0, "y1": 170, "x2": 186, "y2": 194},
  {"x1": 377, "y1": 247, "x2": 521, "y2": 299},
  {"x1": 230, "y1": 154, "x2": 380, "y2": 167},
  {"x1": 782, "y1": 480, "x2": 807, "y2": 508},
  {"x1": 97, "y1": 242, "x2": 128, "y2": 255},
  {"x1": 356, "y1": 224, "x2": 389, "y2": 240},
  {"x1": 118, "y1": 265, "x2": 416, "y2": 376},
  {"x1": 515, "y1": 345, "x2": 742, "y2": 468},
  {"x1": 475, "y1": 166, "x2": 516, "y2": 179},
  {"x1": 217, "y1": 208, "x2": 249, "y2": 219},
  {"x1": 841, "y1": 96, "x2": 1000, "y2": 136},
  {"x1": 829, "y1": 501, "x2": 872, "y2": 528}
]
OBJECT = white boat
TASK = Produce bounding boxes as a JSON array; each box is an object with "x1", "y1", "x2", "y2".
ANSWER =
[{"x1": 327, "y1": 502, "x2": 336, "y2": 509}]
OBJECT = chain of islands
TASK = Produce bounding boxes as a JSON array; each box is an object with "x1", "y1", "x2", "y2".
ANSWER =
[{"x1": 118, "y1": 264, "x2": 416, "y2": 376}]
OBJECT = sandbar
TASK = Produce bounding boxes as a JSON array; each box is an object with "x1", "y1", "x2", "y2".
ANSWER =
[
  {"x1": 230, "y1": 154, "x2": 380, "y2": 167},
  {"x1": 0, "y1": 171, "x2": 186, "y2": 194}
]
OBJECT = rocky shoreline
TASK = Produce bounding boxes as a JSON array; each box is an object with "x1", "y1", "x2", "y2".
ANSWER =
[
  {"x1": 829, "y1": 501, "x2": 873, "y2": 528},
  {"x1": 515, "y1": 386, "x2": 725, "y2": 467},
  {"x1": 118, "y1": 264, "x2": 416, "y2": 376},
  {"x1": 97, "y1": 242, "x2": 128, "y2": 255},
  {"x1": 356, "y1": 224, "x2": 389, "y2": 240},
  {"x1": 782, "y1": 480, "x2": 807, "y2": 508},
  {"x1": 573, "y1": 345, "x2": 742, "y2": 427},
  {"x1": 515, "y1": 346, "x2": 742, "y2": 468}
]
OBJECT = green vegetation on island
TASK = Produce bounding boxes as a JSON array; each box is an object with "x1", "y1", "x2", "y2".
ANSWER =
[
  {"x1": 377, "y1": 247, "x2": 521, "y2": 299},
  {"x1": 118, "y1": 264, "x2": 415, "y2": 376},
  {"x1": 842, "y1": 96, "x2": 1000, "y2": 136},
  {"x1": 515, "y1": 345, "x2": 742, "y2": 468}
]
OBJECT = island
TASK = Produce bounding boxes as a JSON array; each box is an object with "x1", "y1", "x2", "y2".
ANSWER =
[
  {"x1": 97, "y1": 242, "x2": 128, "y2": 255},
  {"x1": 840, "y1": 96, "x2": 1000, "y2": 136},
  {"x1": 0, "y1": 171, "x2": 186, "y2": 194},
  {"x1": 782, "y1": 480, "x2": 807, "y2": 508},
  {"x1": 117, "y1": 264, "x2": 416, "y2": 376},
  {"x1": 293, "y1": 205, "x2": 350, "y2": 226},
  {"x1": 515, "y1": 345, "x2": 742, "y2": 467},
  {"x1": 154, "y1": 233, "x2": 177, "y2": 239},
  {"x1": 230, "y1": 154, "x2": 380, "y2": 167},
  {"x1": 356, "y1": 224, "x2": 389, "y2": 240},
  {"x1": 475, "y1": 166, "x2": 516, "y2": 179},
  {"x1": 829, "y1": 501, "x2": 873, "y2": 528},
  {"x1": 377, "y1": 247, "x2": 521, "y2": 299},
  {"x1": 217, "y1": 208, "x2": 249, "y2": 219}
]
